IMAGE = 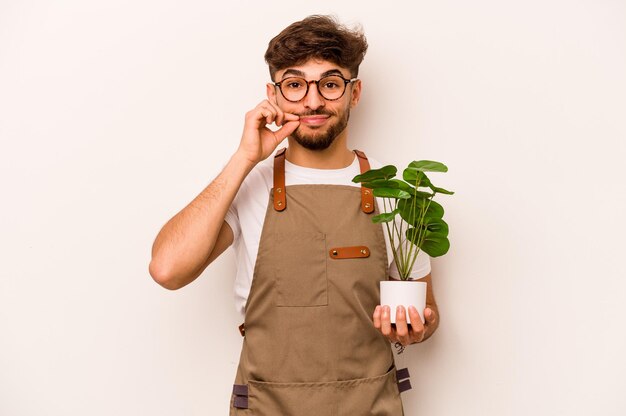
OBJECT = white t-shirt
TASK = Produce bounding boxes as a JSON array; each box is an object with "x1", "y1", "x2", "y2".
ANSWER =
[{"x1": 225, "y1": 149, "x2": 431, "y2": 316}]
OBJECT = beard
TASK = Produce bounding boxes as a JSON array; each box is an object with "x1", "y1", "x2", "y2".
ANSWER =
[{"x1": 290, "y1": 107, "x2": 350, "y2": 151}]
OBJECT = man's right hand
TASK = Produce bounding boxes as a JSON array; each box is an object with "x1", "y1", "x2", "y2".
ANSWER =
[
  {"x1": 150, "y1": 100, "x2": 299, "y2": 290},
  {"x1": 237, "y1": 99, "x2": 300, "y2": 165}
]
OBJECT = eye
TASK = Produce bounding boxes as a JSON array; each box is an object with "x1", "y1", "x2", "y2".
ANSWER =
[
  {"x1": 320, "y1": 76, "x2": 344, "y2": 91},
  {"x1": 282, "y1": 78, "x2": 305, "y2": 90}
]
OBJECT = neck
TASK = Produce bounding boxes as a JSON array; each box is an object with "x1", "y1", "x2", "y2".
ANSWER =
[{"x1": 285, "y1": 129, "x2": 355, "y2": 169}]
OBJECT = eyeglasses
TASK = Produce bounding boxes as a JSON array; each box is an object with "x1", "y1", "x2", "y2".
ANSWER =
[{"x1": 273, "y1": 75, "x2": 357, "y2": 103}]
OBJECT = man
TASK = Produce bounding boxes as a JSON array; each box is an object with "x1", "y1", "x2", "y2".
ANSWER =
[{"x1": 149, "y1": 15, "x2": 439, "y2": 415}]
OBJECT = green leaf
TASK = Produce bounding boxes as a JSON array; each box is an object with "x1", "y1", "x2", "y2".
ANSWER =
[
  {"x1": 397, "y1": 197, "x2": 445, "y2": 226},
  {"x1": 415, "y1": 190, "x2": 435, "y2": 199},
  {"x1": 352, "y1": 165, "x2": 397, "y2": 183},
  {"x1": 408, "y1": 160, "x2": 448, "y2": 173},
  {"x1": 372, "y1": 209, "x2": 399, "y2": 223},
  {"x1": 403, "y1": 169, "x2": 433, "y2": 188},
  {"x1": 388, "y1": 179, "x2": 415, "y2": 194},
  {"x1": 397, "y1": 198, "x2": 418, "y2": 226},
  {"x1": 404, "y1": 229, "x2": 450, "y2": 257},
  {"x1": 420, "y1": 232, "x2": 450, "y2": 257},
  {"x1": 373, "y1": 188, "x2": 411, "y2": 199},
  {"x1": 361, "y1": 179, "x2": 397, "y2": 189},
  {"x1": 362, "y1": 179, "x2": 416, "y2": 196},
  {"x1": 397, "y1": 197, "x2": 426, "y2": 226},
  {"x1": 405, "y1": 227, "x2": 422, "y2": 245},
  {"x1": 422, "y1": 217, "x2": 449, "y2": 235},
  {"x1": 430, "y1": 186, "x2": 454, "y2": 195},
  {"x1": 424, "y1": 199, "x2": 445, "y2": 219}
]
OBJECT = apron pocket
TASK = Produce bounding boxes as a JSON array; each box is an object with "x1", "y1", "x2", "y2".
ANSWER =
[
  {"x1": 246, "y1": 367, "x2": 402, "y2": 416},
  {"x1": 274, "y1": 231, "x2": 328, "y2": 307}
]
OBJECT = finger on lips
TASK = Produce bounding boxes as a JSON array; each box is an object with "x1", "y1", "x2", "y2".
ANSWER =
[{"x1": 255, "y1": 99, "x2": 300, "y2": 127}]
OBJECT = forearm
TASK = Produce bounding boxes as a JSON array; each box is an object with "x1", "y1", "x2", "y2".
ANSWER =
[{"x1": 149, "y1": 151, "x2": 255, "y2": 289}]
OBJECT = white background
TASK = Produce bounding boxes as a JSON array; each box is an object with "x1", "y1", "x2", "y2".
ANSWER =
[{"x1": 1, "y1": 1, "x2": 625, "y2": 415}]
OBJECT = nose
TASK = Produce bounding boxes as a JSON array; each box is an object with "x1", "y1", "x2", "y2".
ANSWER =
[{"x1": 302, "y1": 80, "x2": 325, "y2": 111}]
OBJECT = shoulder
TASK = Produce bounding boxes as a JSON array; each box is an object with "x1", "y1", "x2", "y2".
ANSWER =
[{"x1": 357, "y1": 150, "x2": 386, "y2": 170}]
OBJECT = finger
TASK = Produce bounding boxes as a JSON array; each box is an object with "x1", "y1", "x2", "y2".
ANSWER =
[
  {"x1": 263, "y1": 107, "x2": 276, "y2": 125},
  {"x1": 256, "y1": 102, "x2": 276, "y2": 125},
  {"x1": 395, "y1": 306, "x2": 411, "y2": 346},
  {"x1": 380, "y1": 305, "x2": 396, "y2": 342},
  {"x1": 266, "y1": 101, "x2": 285, "y2": 126},
  {"x1": 408, "y1": 305, "x2": 425, "y2": 343},
  {"x1": 269, "y1": 93, "x2": 279, "y2": 107},
  {"x1": 273, "y1": 119, "x2": 300, "y2": 141},
  {"x1": 408, "y1": 305, "x2": 423, "y2": 326},
  {"x1": 255, "y1": 107, "x2": 274, "y2": 126},
  {"x1": 424, "y1": 307, "x2": 437, "y2": 327},
  {"x1": 372, "y1": 305, "x2": 382, "y2": 330},
  {"x1": 283, "y1": 112, "x2": 300, "y2": 122},
  {"x1": 245, "y1": 106, "x2": 269, "y2": 129}
]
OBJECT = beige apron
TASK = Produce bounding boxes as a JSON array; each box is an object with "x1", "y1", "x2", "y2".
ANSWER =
[{"x1": 230, "y1": 149, "x2": 410, "y2": 415}]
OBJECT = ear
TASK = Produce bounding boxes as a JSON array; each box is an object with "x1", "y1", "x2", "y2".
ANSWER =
[
  {"x1": 266, "y1": 83, "x2": 278, "y2": 105},
  {"x1": 349, "y1": 79, "x2": 362, "y2": 108}
]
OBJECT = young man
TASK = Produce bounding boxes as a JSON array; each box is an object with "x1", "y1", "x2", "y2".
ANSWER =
[{"x1": 149, "y1": 15, "x2": 439, "y2": 414}]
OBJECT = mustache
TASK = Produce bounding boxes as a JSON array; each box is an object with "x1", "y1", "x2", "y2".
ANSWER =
[{"x1": 296, "y1": 110, "x2": 335, "y2": 117}]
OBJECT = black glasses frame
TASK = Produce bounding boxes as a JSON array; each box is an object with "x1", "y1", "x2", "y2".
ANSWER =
[{"x1": 273, "y1": 75, "x2": 358, "y2": 103}]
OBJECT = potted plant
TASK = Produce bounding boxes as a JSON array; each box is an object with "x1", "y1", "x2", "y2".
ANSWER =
[{"x1": 352, "y1": 160, "x2": 453, "y2": 324}]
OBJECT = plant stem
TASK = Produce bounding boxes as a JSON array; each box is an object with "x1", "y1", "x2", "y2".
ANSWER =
[
  {"x1": 392, "y1": 198, "x2": 407, "y2": 277},
  {"x1": 383, "y1": 197, "x2": 401, "y2": 276},
  {"x1": 406, "y1": 193, "x2": 437, "y2": 276}
]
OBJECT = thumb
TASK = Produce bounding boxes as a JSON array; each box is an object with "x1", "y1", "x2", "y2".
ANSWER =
[{"x1": 273, "y1": 119, "x2": 300, "y2": 141}]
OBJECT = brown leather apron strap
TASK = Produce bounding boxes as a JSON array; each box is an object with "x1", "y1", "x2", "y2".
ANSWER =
[
  {"x1": 353, "y1": 149, "x2": 375, "y2": 214},
  {"x1": 396, "y1": 367, "x2": 412, "y2": 393},
  {"x1": 273, "y1": 148, "x2": 287, "y2": 211},
  {"x1": 273, "y1": 148, "x2": 374, "y2": 214}
]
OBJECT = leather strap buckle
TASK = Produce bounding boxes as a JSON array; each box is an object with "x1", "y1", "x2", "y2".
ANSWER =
[
  {"x1": 273, "y1": 148, "x2": 287, "y2": 211},
  {"x1": 354, "y1": 149, "x2": 375, "y2": 214}
]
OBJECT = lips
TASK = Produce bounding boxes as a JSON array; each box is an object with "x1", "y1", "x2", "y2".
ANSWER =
[{"x1": 299, "y1": 115, "x2": 330, "y2": 126}]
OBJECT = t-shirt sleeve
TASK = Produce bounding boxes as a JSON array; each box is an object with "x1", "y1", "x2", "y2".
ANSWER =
[{"x1": 224, "y1": 201, "x2": 241, "y2": 244}]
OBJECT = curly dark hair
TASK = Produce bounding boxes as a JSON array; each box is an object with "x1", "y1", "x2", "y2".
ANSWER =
[{"x1": 264, "y1": 15, "x2": 368, "y2": 80}]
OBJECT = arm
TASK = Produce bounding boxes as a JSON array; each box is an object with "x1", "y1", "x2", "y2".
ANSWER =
[
  {"x1": 373, "y1": 273, "x2": 440, "y2": 345},
  {"x1": 149, "y1": 100, "x2": 299, "y2": 290}
]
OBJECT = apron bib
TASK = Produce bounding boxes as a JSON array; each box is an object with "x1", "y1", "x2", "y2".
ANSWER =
[{"x1": 230, "y1": 149, "x2": 405, "y2": 415}]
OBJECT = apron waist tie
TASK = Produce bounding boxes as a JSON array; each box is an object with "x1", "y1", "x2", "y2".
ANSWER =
[
  {"x1": 232, "y1": 384, "x2": 249, "y2": 409},
  {"x1": 396, "y1": 367, "x2": 412, "y2": 393}
]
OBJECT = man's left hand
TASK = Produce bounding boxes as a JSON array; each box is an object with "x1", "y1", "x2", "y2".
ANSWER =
[{"x1": 373, "y1": 305, "x2": 437, "y2": 346}]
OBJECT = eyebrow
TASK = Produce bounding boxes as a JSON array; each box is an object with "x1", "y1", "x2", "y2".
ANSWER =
[{"x1": 279, "y1": 68, "x2": 347, "y2": 80}]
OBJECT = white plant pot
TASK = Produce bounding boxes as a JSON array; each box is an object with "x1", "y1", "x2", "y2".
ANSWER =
[{"x1": 380, "y1": 280, "x2": 427, "y2": 324}]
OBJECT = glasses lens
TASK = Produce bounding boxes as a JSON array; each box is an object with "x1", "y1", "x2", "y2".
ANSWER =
[
  {"x1": 318, "y1": 76, "x2": 346, "y2": 100},
  {"x1": 280, "y1": 77, "x2": 307, "y2": 102}
]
